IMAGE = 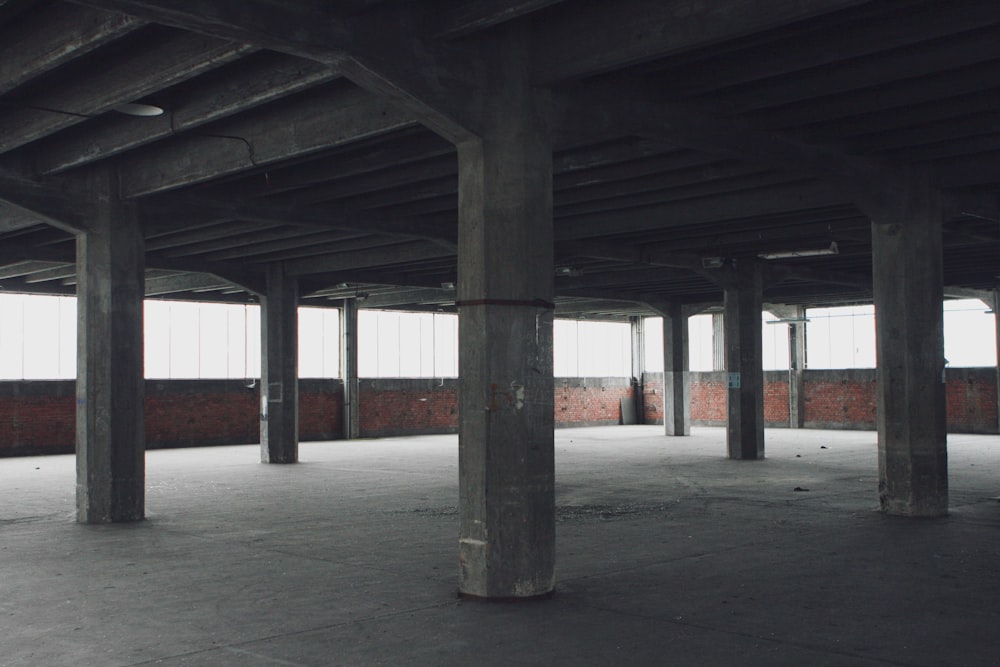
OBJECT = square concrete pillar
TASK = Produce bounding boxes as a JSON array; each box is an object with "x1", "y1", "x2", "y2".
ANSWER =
[
  {"x1": 457, "y1": 26, "x2": 555, "y2": 600},
  {"x1": 724, "y1": 262, "x2": 765, "y2": 460},
  {"x1": 661, "y1": 304, "x2": 690, "y2": 436},
  {"x1": 630, "y1": 316, "x2": 645, "y2": 423},
  {"x1": 260, "y1": 263, "x2": 298, "y2": 463},
  {"x1": 340, "y1": 298, "x2": 360, "y2": 440},
  {"x1": 76, "y1": 168, "x2": 145, "y2": 523},
  {"x1": 787, "y1": 315, "x2": 806, "y2": 429},
  {"x1": 871, "y1": 172, "x2": 947, "y2": 516}
]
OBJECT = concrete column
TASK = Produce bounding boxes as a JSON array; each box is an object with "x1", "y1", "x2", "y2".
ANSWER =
[
  {"x1": 630, "y1": 316, "x2": 645, "y2": 424},
  {"x1": 457, "y1": 25, "x2": 554, "y2": 599},
  {"x1": 340, "y1": 298, "x2": 360, "y2": 439},
  {"x1": 260, "y1": 263, "x2": 298, "y2": 463},
  {"x1": 661, "y1": 304, "x2": 690, "y2": 436},
  {"x1": 788, "y1": 307, "x2": 807, "y2": 428},
  {"x1": 76, "y1": 167, "x2": 145, "y2": 523},
  {"x1": 724, "y1": 261, "x2": 765, "y2": 460},
  {"x1": 712, "y1": 312, "x2": 725, "y2": 370},
  {"x1": 993, "y1": 289, "x2": 1000, "y2": 434},
  {"x1": 871, "y1": 171, "x2": 947, "y2": 516}
]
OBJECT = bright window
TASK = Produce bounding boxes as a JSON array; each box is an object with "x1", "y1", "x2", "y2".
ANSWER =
[
  {"x1": 358, "y1": 310, "x2": 458, "y2": 378},
  {"x1": 553, "y1": 319, "x2": 631, "y2": 377}
]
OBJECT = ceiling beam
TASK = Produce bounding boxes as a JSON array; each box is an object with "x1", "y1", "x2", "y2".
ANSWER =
[
  {"x1": 32, "y1": 54, "x2": 337, "y2": 175},
  {"x1": 435, "y1": 0, "x2": 568, "y2": 39},
  {"x1": 0, "y1": 31, "x2": 255, "y2": 155},
  {"x1": 119, "y1": 83, "x2": 418, "y2": 197},
  {"x1": 145, "y1": 255, "x2": 265, "y2": 295},
  {"x1": 558, "y1": 81, "x2": 901, "y2": 217},
  {"x1": 554, "y1": 180, "x2": 844, "y2": 241},
  {"x1": 654, "y1": 1, "x2": 1000, "y2": 99},
  {"x1": 532, "y1": 0, "x2": 871, "y2": 83},
  {"x1": 140, "y1": 194, "x2": 457, "y2": 246},
  {"x1": 0, "y1": 169, "x2": 93, "y2": 233},
  {"x1": 355, "y1": 287, "x2": 455, "y2": 309},
  {"x1": 0, "y1": 3, "x2": 144, "y2": 97},
  {"x1": 284, "y1": 241, "x2": 455, "y2": 277},
  {"x1": 144, "y1": 272, "x2": 234, "y2": 297},
  {"x1": 72, "y1": 0, "x2": 480, "y2": 142}
]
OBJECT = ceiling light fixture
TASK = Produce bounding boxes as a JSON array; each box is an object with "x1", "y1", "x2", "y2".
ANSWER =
[
  {"x1": 758, "y1": 241, "x2": 838, "y2": 260},
  {"x1": 113, "y1": 102, "x2": 165, "y2": 117}
]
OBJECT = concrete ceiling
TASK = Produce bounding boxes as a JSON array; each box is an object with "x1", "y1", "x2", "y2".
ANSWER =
[{"x1": 0, "y1": 0, "x2": 998, "y2": 319}]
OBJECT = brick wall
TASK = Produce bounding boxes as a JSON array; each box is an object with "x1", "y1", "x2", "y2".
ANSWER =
[
  {"x1": 0, "y1": 381, "x2": 75, "y2": 456},
  {"x1": 642, "y1": 373, "x2": 664, "y2": 425},
  {"x1": 641, "y1": 368, "x2": 1000, "y2": 433},
  {"x1": 359, "y1": 378, "x2": 458, "y2": 438},
  {"x1": 945, "y1": 367, "x2": 998, "y2": 434},
  {"x1": 803, "y1": 369, "x2": 878, "y2": 429},
  {"x1": 555, "y1": 377, "x2": 633, "y2": 427},
  {"x1": 690, "y1": 372, "x2": 727, "y2": 424},
  {"x1": 2, "y1": 368, "x2": 998, "y2": 456}
]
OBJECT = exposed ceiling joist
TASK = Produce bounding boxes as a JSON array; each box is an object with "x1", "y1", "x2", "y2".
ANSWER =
[{"x1": 533, "y1": 0, "x2": 871, "y2": 83}]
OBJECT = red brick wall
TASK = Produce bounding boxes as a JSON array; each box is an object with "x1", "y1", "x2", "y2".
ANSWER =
[
  {"x1": 299, "y1": 380, "x2": 344, "y2": 440},
  {"x1": 0, "y1": 382, "x2": 75, "y2": 456},
  {"x1": 764, "y1": 377, "x2": 790, "y2": 424},
  {"x1": 359, "y1": 378, "x2": 458, "y2": 438},
  {"x1": 803, "y1": 370, "x2": 878, "y2": 429},
  {"x1": 555, "y1": 378, "x2": 633, "y2": 427},
  {"x1": 945, "y1": 368, "x2": 998, "y2": 434},
  {"x1": 642, "y1": 374, "x2": 664, "y2": 424},
  {"x1": 145, "y1": 381, "x2": 259, "y2": 448},
  {"x1": 3, "y1": 369, "x2": 998, "y2": 456},
  {"x1": 690, "y1": 372, "x2": 727, "y2": 424}
]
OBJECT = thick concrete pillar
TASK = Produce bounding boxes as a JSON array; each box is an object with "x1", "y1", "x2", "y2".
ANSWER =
[
  {"x1": 260, "y1": 263, "x2": 298, "y2": 463},
  {"x1": 76, "y1": 167, "x2": 145, "y2": 523},
  {"x1": 724, "y1": 262, "x2": 765, "y2": 460},
  {"x1": 630, "y1": 316, "x2": 645, "y2": 424},
  {"x1": 340, "y1": 298, "x2": 360, "y2": 440},
  {"x1": 661, "y1": 304, "x2": 690, "y2": 436},
  {"x1": 457, "y1": 26, "x2": 554, "y2": 599},
  {"x1": 871, "y1": 171, "x2": 947, "y2": 516}
]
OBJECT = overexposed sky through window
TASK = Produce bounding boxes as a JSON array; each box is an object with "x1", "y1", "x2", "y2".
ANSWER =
[{"x1": 0, "y1": 295, "x2": 995, "y2": 379}]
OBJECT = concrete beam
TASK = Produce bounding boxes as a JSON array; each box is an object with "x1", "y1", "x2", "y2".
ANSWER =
[
  {"x1": 0, "y1": 169, "x2": 94, "y2": 234},
  {"x1": 34, "y1": 54, "x2": 336, "y2": 175},
  {"x1": 534, "y1": 0, "x2": 870, "y2": 83},
  {"x1": 0, "y1": 3, "x2": 143, "y2": 97},
  {"x1": 119, "y1": 84, "x2": 417, "y2": 197},
  {"x1": 0, "y1": 32, "x2": 254, "y2": 154},
  {"x1": 554, "y1": 180, "x2": 844, "y2": 241},
  {"x1": 435, "y1": 0, "x2": 568, "y2": 39},
  {"x1": 74, "y1": 0, "x2": 479, "y2": 142}
]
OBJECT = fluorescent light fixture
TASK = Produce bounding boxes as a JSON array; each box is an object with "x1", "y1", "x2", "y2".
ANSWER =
[
  {"x1": 766, "y1": 318, "x2": 810, "y2": 324},
  {"x1": 440, "y1": 281, "x2": 455, "y2": 290},
  {"x1": 701, "y1": 256, "x2": 724, "y2": 269},
  {"x1": 758, "y1": 242, "x2": 838, "y2": 260},
  {"x1": 113, "y1": 102, "x2": 165, "y2": 117}
]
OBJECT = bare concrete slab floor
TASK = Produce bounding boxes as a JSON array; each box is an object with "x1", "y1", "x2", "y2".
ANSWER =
[{"x1": 2, "y1": 426, "x2": 999, "y2": 666}]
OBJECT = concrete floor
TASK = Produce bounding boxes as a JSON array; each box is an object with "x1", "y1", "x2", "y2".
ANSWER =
[{"x1": 2, "y1": 426, "x2": 999, "y2": 666}]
